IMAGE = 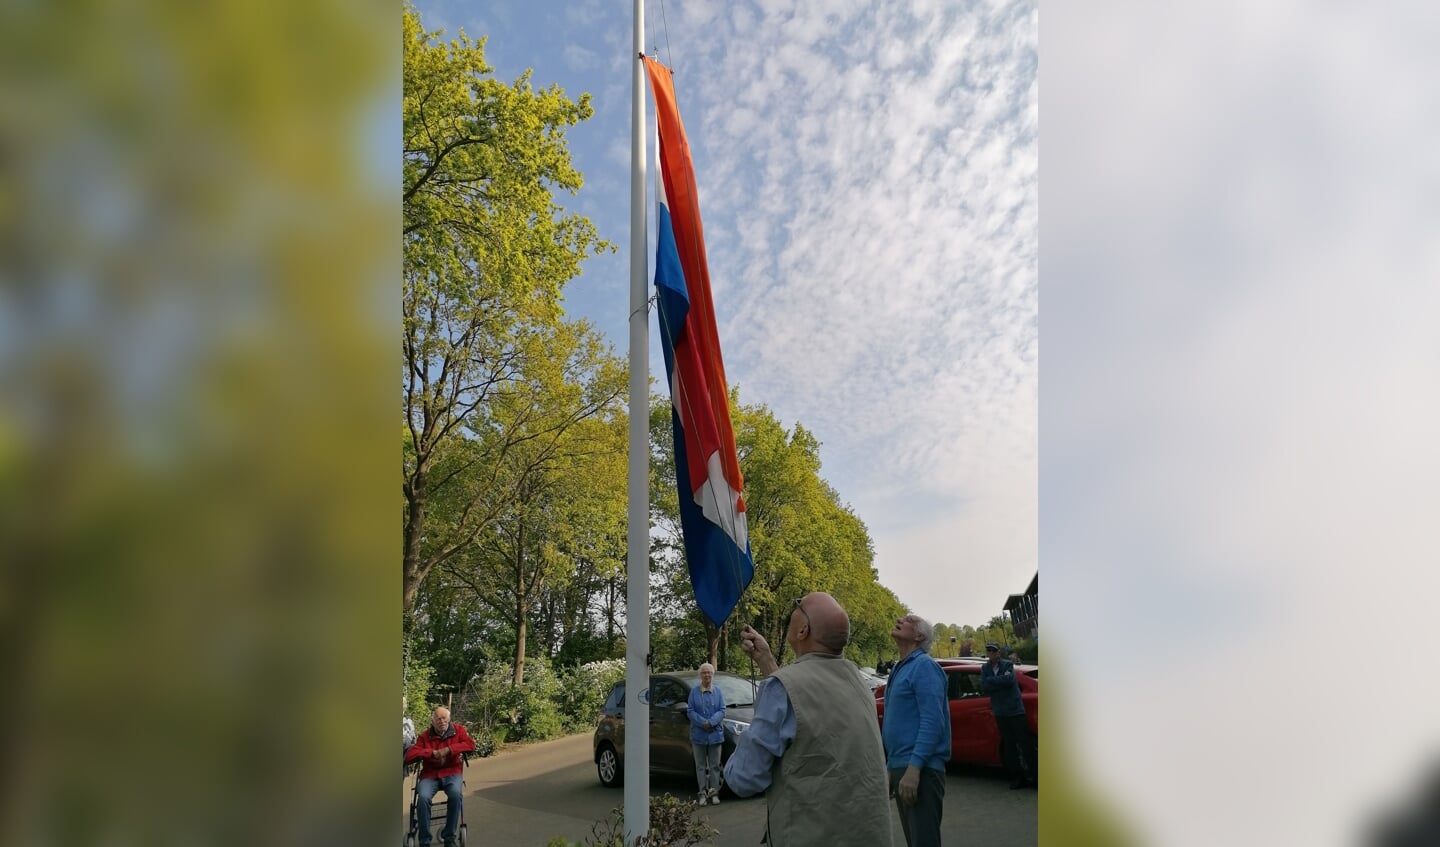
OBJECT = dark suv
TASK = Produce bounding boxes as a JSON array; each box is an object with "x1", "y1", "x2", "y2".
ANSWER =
[{"x1": 592, "y1": 670, "x2": 758, "y2": 788}]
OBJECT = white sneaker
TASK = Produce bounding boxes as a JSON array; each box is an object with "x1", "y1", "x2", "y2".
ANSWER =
[
  {"x1": 697, "y1": 795, "x2": 708, "y2": 806},
  {"x1": 710, "y1": 794, "x2": 720, "y2": 805}
]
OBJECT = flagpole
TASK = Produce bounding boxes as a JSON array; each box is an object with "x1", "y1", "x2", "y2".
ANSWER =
[{"x1": 625, "y1": 0, "x2": 650, "y2": 840}]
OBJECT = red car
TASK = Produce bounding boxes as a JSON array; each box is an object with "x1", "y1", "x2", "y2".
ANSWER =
[{"x1": 875, "y1": 658, "x2": 1038, "y2": 767}]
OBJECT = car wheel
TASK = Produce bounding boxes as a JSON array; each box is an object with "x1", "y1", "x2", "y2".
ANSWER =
[{"x1": 596, "y1": 743, "x2": 623, "y2": 788}]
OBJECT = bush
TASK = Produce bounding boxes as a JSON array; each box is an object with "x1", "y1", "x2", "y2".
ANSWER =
[
  {"x1": 403, "y1": 644, "x2": 436, "y2": 728},
  {"x1": 454, "y1": 656, "x2": 567, "y2": 743},
  {"x1": 450, "y1": 657, "x2": 628, "y2": 748},
  {"x1": 556, "y1": 658, "x2": 627, "y2": 732},
  {"x1": 552, "y1": 794, "x2": 719, "y2": 847}
]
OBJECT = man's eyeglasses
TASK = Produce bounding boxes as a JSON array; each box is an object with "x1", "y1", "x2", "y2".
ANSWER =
[{"x1": 791, "y1": 596, "x2": 811, "y2": 631}]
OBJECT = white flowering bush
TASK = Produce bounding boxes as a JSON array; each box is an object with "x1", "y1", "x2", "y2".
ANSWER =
[{"x1": 556, "y1": 658, "x2": 627, "y2": 732}]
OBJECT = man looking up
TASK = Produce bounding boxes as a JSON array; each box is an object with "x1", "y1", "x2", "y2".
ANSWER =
[
  {"x1": 883, "y1": 614, "x2": 951, "y2": 846},
  {"x1": 723, "y1": 592, "x2": 893, "y2": 847}
]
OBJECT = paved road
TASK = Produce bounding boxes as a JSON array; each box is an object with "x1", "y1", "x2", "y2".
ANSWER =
[{"x1": 403, "y1": 734, "x2": 1036, "y2": 846}]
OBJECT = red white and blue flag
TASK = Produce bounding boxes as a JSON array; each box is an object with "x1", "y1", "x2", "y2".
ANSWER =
[{"x1": 644, "y1": 57, "x2": 753, "y2": 627}]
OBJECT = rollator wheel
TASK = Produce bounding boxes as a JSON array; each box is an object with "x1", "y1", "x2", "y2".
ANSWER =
[
  {"x1": 403, "y1": 835, "x2": 416, "y2": 847},
  {"x1": 458, "y1": 823, "x2": 467, "y2": 845}
]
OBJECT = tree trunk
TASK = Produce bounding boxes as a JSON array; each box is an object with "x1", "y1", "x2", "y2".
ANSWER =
[
  {"x1": 402, "y1": 470, "x2": 428, "y2": 611},
  {"x1": 513, "y1": 613, "x2": 527, "y2": 687},
  {"x1": 706, "y1": 620, "x2": 721, "y2": 669},
  {"x1": 604, "y1": 574, "x2": 618, "y2": 651},
  {"x1": 512, "y1": 524, "x2": 527, "y2": 687},
  {"x1": 770, "y1": 609, "x2": 786, "y2": 663}
]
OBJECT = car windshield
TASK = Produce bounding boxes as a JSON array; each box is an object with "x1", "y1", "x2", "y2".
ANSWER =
[{"x1": 695, "y1": 674, "x2": 756, "y2": 707}]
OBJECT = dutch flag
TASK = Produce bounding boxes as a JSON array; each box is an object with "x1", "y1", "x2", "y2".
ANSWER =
[{"x1": 644, "y1": 57, "x2": 754, "y2": 627}]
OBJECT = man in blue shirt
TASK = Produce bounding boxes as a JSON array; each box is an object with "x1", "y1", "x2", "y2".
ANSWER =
[
  {"x1": 979, "y1": 641, "x2": 1035, "y2": 789},
  {"x1": 882, "y1": 614, "x2": 951, "y2": 846}
]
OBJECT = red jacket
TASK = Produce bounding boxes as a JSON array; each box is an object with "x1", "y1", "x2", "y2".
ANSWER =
[{"x1": 405, "y1": 722, "x2": 477, "y2": 780}]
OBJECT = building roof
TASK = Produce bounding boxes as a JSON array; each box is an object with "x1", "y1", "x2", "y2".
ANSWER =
[{"x1": 1002, "y1": 572, "x2": 1039, "y2": 613}]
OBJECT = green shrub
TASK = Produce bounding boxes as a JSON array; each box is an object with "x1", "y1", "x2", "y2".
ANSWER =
[
  {"x1": 556, "y1": 658, "x2": 626, "y2": 732},
  {"x1": 561, "y1": 794, "x2": 719, "y2": 847},
  {"x1": 403, "y1": 647, "x2": 436, "y2": 728},
  {"x1": 452, "y1": 657, "x2": 628, "y2": 746},
  {"x1": 456, "y1": 656, "x2": 568, "y2": 743}
]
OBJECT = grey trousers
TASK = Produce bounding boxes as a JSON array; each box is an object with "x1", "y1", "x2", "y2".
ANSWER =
[
  {"x1": 889, "y1": 766, "x2": 946, "y2": 847},
  {"x1": 692, "y1": 742, "x2": 722, "y2": 797}
]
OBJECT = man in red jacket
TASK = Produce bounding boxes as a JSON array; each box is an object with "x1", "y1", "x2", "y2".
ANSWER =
[{"x1": 405, "y1": 706, "x2": 476, "y2": 847}]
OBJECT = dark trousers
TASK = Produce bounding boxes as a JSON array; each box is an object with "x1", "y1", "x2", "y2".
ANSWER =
[
  {"x1": 888, "y1": 766, "x2": 946, "y2": 847},
  {"x1": 996, "y1": 714, "x2": 1037, "y2": 781}
]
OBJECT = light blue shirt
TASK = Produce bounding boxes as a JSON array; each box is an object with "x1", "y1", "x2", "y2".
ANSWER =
[
  {"x1": 687, "y1": 684, "x2": 726, "y2": 745},
  {"x1": 721, "y1": 676, "x2": 797, "y2": 796}
]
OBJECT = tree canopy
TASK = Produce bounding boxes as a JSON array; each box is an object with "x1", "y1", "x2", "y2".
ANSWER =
[
  {"x1": 402, "y1": 5, "x2": 613, "y2": 612},
  {"x1": 398, "y1": 5, "x2": 1015, "y2": 735}
]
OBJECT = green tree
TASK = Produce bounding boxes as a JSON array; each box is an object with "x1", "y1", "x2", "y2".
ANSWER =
[
  {"x1": 433, "y1": 322, "x2": 626, "y2": 685},
  {"x1": 540, "y1": 412, "x2": 629, "y2": 665},
  {"x1": 410, "y1": 570, "x2": 511, "y2": 701},
  {"x1": 648, "y1": 391, "x2": 904, "y2": 670},
  {"x1": 401, "y1": 6, "x2": 612, "y2": 612}
]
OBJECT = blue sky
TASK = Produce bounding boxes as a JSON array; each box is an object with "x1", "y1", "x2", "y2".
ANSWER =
[{"x1": 412, "y1": 0, "x2": 1038, "y2": 629}]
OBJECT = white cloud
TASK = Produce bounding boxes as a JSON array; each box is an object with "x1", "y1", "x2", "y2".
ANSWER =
[
  {"x1": 641, "y1": 1, "x2": 1040, "y2": 625},
  {"x1": 418, "y1": 0, "x2": 1037, "y2": 627},
  {"x1": 562, "y1": 43, "x2": 598, "y2": 72}
]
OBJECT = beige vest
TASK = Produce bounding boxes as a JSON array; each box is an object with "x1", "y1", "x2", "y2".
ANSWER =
[{"x1": 767, "y1": 653, "x2": 893, "y2": 847}]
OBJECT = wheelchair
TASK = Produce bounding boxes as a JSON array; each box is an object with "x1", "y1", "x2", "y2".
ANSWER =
[{"x1": 404, "y1": 753, "x2": 473, "y2": 847}]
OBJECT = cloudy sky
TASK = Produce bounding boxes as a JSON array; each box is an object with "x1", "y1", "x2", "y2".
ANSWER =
[
  {"x1": 1042, "y1": 2, "x2": 1440, "y2": 845},
  {"x1": 414, "y1": 0, "x2": 1038, "y2": 629},
  {"x1": 405, "y1": 1, "x2": 1440, "y2": 843}
]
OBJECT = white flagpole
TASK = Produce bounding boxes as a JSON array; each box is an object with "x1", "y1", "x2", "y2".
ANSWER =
[{"x1": 624, "y1": 0, "x2": 650, "y2": 841}]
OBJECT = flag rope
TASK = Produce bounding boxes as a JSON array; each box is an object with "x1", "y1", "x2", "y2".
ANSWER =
[{"x1": 656, "y1": 0, "x2": 675, "y2": 73}]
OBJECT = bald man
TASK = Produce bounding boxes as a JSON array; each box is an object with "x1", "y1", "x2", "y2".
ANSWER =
[
  {"x1": 404, "y1": 707, "x2": 476, "y2": 847},
  {"x1": 723, "y1": 592, "x2": 893, "y2": 847}
]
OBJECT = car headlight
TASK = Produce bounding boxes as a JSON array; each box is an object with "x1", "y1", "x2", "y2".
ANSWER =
[{"x1": 722, "y1": 718, "x2": 750, "y2": 735}]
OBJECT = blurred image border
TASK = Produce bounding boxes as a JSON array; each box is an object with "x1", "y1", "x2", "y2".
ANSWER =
[{"x1": 1, "y1": 0, "x2": 398, "y2": 843}]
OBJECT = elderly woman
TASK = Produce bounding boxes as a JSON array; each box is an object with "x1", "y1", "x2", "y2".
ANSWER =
[{"x1": 687, "y1": 662, "x2": 727, "y2": 805}]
